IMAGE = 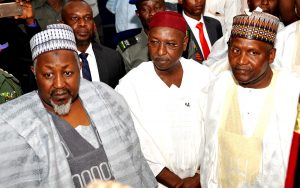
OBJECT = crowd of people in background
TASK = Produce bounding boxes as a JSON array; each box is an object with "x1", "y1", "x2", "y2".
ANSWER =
[{"x1": 0, "y1": 0, "x2": 299, "y2": 187}]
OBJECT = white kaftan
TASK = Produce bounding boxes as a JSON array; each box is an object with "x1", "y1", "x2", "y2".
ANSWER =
[
  {"x1": 116, "y1": 58, "x2": 214, "y2": 188},
  {"x1": 201, "y1": 70, "x2": 300, "y2": 188},
  {"x1": 274, "y1": 20, "x2": 300, "y2": 73}
]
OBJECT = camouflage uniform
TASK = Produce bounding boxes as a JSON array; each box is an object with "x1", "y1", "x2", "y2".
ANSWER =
[
  {"x1": 117, "y1": 30, "x2": 150, "y2": 72},
  {"x1": 0, "y1": 69, "x2": 22, "y2": 104}
]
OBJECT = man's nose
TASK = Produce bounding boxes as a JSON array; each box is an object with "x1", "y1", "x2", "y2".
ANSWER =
[
  {"x1": 157, "y1": 42, "x2": 167, "y2": 56},
  {"x1": 53, "y1": 74, "x2": 66, "y2": 88}
]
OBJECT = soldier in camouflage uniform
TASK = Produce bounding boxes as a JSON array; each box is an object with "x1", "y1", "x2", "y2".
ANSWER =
[
  {"x1": 0, "y1": 69, "x2": 22, "y2": 104},
  {"x1": 117, "y1": 0, "x2": 165, "y2": 72}
]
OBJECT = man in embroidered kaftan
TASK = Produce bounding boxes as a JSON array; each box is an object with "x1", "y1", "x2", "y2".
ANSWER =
[
  {"x1": 0, "y1": 23, "x2": 157, "y2": 188},
  {"x1": 201, "y1": 10, "x2": 300, "y2": 187}
]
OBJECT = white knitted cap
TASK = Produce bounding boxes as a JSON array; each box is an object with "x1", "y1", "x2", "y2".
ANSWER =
[{"x1": 30, "y1": 24, "x2": 77, "y2": 60}]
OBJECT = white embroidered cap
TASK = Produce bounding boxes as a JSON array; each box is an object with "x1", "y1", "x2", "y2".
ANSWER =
[
  {"x1": 30, "y1": 23, "x2": 77, "y2": 60},
  {"x1": 230, "y1": 8, "x2": 280, "y2": 45}
]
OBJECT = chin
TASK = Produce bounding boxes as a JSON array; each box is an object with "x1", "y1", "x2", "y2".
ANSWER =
[{"x1": 50, "y1": 98, "x2": 72, "y2": 115}]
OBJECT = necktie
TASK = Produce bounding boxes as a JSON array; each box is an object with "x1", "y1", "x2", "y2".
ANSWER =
[
  {"x1": 196, "y1": 22, "x2": 210, "y2": 60},
  {"x1": 79, "y1": 53, "x2": 92, "y2": 81}
]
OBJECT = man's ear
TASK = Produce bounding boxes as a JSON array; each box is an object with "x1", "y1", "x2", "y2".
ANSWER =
[
  {"x1": 93, "y1": 23, "x2": 97, "y2": 34},
  {"x1": 182, "y1": 34, "x2": 189, "y2": 51},
  {"x1": 268, "y1": 48, "x2": 276, "y2": 64},
  {"x1": 30, "y1": 65, "x2": 37, "y2": 79},
  {"x1": 30, "y1": 66, "x2": 35, "y2": 75}
]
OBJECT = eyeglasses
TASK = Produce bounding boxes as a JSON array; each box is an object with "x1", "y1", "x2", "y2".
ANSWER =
[
  {"x1": 148, "y1": 40, "x2": 181, "y2": 50},
  {"x1": 70, "y1": 15, "x2": 93, "y2": 24}
]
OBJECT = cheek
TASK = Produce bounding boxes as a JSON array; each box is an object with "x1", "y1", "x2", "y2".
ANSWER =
[{"x1": 148, "y1": 47, "x2": 157, "y2": 56}]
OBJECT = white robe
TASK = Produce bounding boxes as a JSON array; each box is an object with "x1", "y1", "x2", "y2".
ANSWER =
[
  {"x1": 204, "y1": 0, "x2": 242, "y2": 34},
  {"x1": 201, "y1": 70, "x2": 300, "y2": 188},
  {"x1": 274, "y1": 20, "x2": 300, "y2": 73},
  {"x1": 116, "y1": 58, "x2": 214, "y2": 188}
]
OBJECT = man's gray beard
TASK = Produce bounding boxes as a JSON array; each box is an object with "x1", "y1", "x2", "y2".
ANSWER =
[{"x1": 50, "y1": 98, "x2": 72, "y2": 115}]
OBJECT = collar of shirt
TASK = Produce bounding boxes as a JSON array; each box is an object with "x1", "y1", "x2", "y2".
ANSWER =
[
  {"x1": 78, "y1": 43, "x2": 100, "y2": 82},
  {"x1": 182, "y1": 12, "x2": 212, "y2": 50}
]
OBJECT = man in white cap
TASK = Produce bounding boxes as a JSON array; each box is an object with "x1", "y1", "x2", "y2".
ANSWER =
[
  {"x1": 0, "y1": 23, "x2": 157, "y2": 188},
  {"x1": 201, "y1": 11, "x2": 300, "y2": 187}
]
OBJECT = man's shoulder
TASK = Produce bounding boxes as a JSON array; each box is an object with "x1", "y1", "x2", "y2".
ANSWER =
[
  {"x1": 117, "y1": 32, "x2": 146, "y2": 52},
  {"x1": 182, "y1": 58, "x2": 213, "y2": 74},
  {"x1": 0, "y1": 69, "x2": 22, "y2": 104},
  {"x1": 120, "y1": 61, "x2": 153, "y2": 79},
  {"x1": 211, "y1": 70, "x2": 232, "y2": 87},
  {"x1": 81, "y1": 80, "x2": 126, "y2": 105},
  {"x1": 92, "y1": 42, "x2": 120, "y2": 56},
  {"x1": 275, "y1": 69, "x2": 300, "y2": 87},
  {"x1": 203, "y1": 16, "x2": 222, "y2": 26},
  {"x1": 0, "y1": 91, "x2": 41, "y2": 127}
]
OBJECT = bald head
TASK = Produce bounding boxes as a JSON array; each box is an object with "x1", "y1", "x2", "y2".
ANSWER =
[{"x1": 61, "y1": 0, "x2": 92, "y2": 22}]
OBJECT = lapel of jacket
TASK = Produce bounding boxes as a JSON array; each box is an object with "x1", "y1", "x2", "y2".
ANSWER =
[
  {"x1": 92, "y1": 42, "x2": 107, "y2": 82},
  {"x1": 184, "y1": 24, "x2": 205, "y2": 62},
  {"x1": 204, "y1": 16, "x2": 218, "y2": 45}
]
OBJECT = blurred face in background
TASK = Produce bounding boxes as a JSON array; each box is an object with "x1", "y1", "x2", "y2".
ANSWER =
[
  {"x1": 179, "y1": 0, "x2": 206, "y2": 20},
  {"x1": 247, "y1": 0, "x2": 279, "y2": 16},
  {"x1": 136, "y1": 0, "x2": 165, "y2": 30},
  {"x1": 62, "y1": 1, "x2": 95, "y2": 46}
]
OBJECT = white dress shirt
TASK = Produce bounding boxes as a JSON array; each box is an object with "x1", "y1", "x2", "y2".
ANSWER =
[
  {"x1": 183, "y1": 12, "x2": 212, "y2": 52},
  {"x1": 106, "y1": 0, "x2": 142, "y2": 33},
  {"x1": 78, "y1": 43, "x2": 100, "y2": 82}
]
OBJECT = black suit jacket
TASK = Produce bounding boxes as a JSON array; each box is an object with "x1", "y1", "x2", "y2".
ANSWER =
[
  {"x1": 92, "y1": 42, "x2": 125, "y2": 88},
  {"x1": 183, "y1": 16, "x2": 223, "y2": 63}
]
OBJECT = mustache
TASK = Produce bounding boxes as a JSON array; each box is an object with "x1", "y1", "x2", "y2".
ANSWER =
[
  {"x1": 50, "y1": 89, "x2": 71, "y2": 97},
  {"x1": 153, "y1": 57, "x2": 169, "y2": 62},
  {"x1": 234, "y1": 65, "x2": 251, "y2": 71}
]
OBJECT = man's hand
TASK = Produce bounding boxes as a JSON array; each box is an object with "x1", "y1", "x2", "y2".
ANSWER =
[
  {"x1": 180, "y1": 173, "x2": 201, "y2": 188},
  {"x1": 14, "y1": 0, "x2": 35, "y2": 25}
]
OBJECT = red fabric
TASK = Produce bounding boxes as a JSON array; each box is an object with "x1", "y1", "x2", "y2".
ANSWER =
[
  {"x1": 149, "y1": 11, "x2": 187, "y2": 33},
  {"x1": 196, "y1": 22, "x2": 210, "y2": 60},
  {"x1": 285, "y1": 132, "x2": 300, "y2": 188}
]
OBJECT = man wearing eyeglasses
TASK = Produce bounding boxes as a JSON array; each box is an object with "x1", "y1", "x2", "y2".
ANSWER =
[
  {"x1": 61, "y1": 0, "x2": 125, "y2": 88},
  {"x1": 116, "y1": 11, "x2": 214, "y2": 188}
]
